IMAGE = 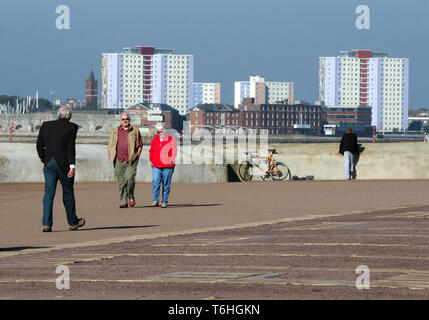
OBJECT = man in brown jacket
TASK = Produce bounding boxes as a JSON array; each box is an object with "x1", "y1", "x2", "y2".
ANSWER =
[{"x1": 108, "y1": 113, "x2": 143, "y2": 208}]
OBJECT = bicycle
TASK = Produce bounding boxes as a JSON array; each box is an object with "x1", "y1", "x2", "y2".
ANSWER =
[{"x1": 238, "y1": 148, "x2": 291, "y2": 181}]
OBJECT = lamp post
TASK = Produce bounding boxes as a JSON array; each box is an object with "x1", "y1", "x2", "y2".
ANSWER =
[{"x1": 50, "y1": 91, "x2": 55, "y2": 108}]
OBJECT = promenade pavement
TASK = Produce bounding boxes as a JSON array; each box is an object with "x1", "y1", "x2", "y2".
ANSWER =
[
  {"x1": 1, "y1": 180, "x2": 429, "y2": 253},
  {"x1": 1, "y1": 180, "x2": 429, "y2": 299}
]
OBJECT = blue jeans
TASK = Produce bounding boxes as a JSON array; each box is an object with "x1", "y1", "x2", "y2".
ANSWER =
[
  {"x1": 152, "y1": 167, "x2": 174, "y2": 204},
  {"x1": 42, "y1": 157, "x2": 79, "y2": 227}
]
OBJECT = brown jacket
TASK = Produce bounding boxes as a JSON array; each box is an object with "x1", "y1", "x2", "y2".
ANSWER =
[{"x1": 108, "y1": 126, "x2": 141, "y2": 164}]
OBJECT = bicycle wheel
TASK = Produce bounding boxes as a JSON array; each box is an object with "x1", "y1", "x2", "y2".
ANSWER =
[
  {"x1": 270, "y1": 162, "x2": 291, "y2": 181},
  {"x1": 238, "y1": 161, "x2": 253, "y2": 181}
]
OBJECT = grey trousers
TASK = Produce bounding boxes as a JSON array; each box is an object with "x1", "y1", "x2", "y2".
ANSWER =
[{"x1": 344, "y1": 151, "x2": 355, "y2": 180}]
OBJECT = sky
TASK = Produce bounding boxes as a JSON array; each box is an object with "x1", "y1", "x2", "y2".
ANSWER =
[{"x1": 0, "y1": 0, "x2": 428, "y2": 109}]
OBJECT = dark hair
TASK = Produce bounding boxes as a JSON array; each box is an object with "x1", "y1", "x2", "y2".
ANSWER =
[{"x1": 346, "y1": 128, "x2": 352, "y2": 133}]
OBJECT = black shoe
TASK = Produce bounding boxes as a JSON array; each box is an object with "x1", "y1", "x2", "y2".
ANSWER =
[
  {"x1": 119, "y1": 203, "x2": 129, "y2": 208},
  {"x1": 42, "y1": 226, "x2": 52, "y2": 232},
  {"x1": 69, "y1": 218, "x2": 85, "y2": 231}
]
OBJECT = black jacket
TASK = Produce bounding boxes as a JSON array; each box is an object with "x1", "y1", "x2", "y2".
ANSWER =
[
  {"x1": 339, "y1": 132, "x2": 359, "y2": 155},
  {"x1": 36, "y1": 118, "x2": 78, "y2": 172}
]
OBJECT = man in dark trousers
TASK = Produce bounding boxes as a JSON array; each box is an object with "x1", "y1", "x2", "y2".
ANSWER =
[
  {"x1": 337, "y1": 128, "x2": 359, "y2": 180},
  {"x1": 36, "y1": 106, "x2": 85, "y2": 232}
]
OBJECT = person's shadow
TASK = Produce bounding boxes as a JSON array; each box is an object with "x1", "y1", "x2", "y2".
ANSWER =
[
  {"x1": 0, "y1": 246, "x2": 51, "y2": 252},
  {"x1": 80, "y1": 225, "x2": 158, "y2": 231},
  {"x1": 134, "y1": 203, "x2": 222, "y2": 209},
  {"x1": 352, "y1": 155, "x2": 359, "y2": 180},
  {"x1": 44, "y1": 225, "x2": 159, "y2": 233},
  {"x1": 352, "y1": 144, "x2": 365, "y2": 179}
]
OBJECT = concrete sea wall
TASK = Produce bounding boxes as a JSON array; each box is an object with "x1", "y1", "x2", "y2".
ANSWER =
[
  {"x1": 0, "y1": 113, "x2": 121, "y2": 136},
  {"x1": 0, "y1": 143, "x2": 228, "y2": 183},
  {"x1": 0, "y1": 142, "x2": 429, "y2": 182},
  {"x1": 271, "y1": 142, "x2": 429, "y2": 180}
]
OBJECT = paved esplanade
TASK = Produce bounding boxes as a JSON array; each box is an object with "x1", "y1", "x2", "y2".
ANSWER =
[{"x1": 1, "y1": 180, "x2": 429, "y2": 299}]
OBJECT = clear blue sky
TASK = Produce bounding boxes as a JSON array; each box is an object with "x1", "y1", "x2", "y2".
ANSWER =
[{"x1": 1, "y1": 0, "x2": 428, "y2": 109}]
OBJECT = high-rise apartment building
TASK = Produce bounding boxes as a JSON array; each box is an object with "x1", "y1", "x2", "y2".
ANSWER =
[
  {"x1": 234, "y1": 81, "x2": 250, "y2": 108},
  {"x1": 102, "y1": 46, "x2": 194, "y2": 115},
  {"x1": 193, "y1": 83, "x2": 221, "y2": 107},
  {"x1": 319, "y1": 50, "x2": 409, "y2": 131},
  {"x1": 234, "y1": 75, "x2": 294, "y2": 108},
  {"x1": 122, "y1": 49, "x2": 144, "y2": 107}
]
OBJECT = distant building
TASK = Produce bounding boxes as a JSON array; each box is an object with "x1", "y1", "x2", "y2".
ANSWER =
[
  {"x1": 62, "y1": 99, "x2": 81, "y2": 109},
  {"x1": 125, "y1": 102, "x2": 184, "y2": 132},
  {"x1": 85, "y1": 70, "x2": 98, "y2": 106},
  {"x1": 193, "y1": 83, "x2": 221, "y2": 108},
  {"x1": 234, "y1": 75, "x2": 294, "y2": 108},
  {"x1": 319, "y1": 49, "x2": 409, "y2": 132},
  {"x1": 188, "y1": 103, "x2": 239, "y2": 133},
  {"x1": 321, "y1": 105, "x2": 373, "y2": 136},
  {"x1": 102, "y1": 46, "x2": 194, "y2": 115},
  {"x1": 238, "y1": 98, "x2": 321, "y2": 135},
  {"x1": 408, "y1": 109, "x2": 429, "y2": 131},
  {"x1": 188, "y1": 99, "x2": 322, "y2": 135},
  {"x1": 415, "y1": 109, "x2": 429, "y2": 117}
]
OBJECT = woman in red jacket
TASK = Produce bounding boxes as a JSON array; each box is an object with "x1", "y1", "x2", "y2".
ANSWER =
[{"x1": 149, "y1": 123, "x2": 177, "y2": 208}]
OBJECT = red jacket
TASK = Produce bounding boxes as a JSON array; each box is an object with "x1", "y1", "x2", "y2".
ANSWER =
[{"x1": 149, "y1": 134, "x2": 177, "y2": 168}]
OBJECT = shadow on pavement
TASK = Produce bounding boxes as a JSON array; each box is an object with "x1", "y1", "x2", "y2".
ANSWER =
[
  {"x1": 79, "y1": 225, "x2": 159, "y2": 232},
  {"x1": 46, "y1": 225, "x2": 159, "y2": 233},
  {"x1": 0, "y1": 246, "x2": 51, "y2": 252},
  {"x1": 134, "y1": 204, "x2": 222, "y2": 208}
]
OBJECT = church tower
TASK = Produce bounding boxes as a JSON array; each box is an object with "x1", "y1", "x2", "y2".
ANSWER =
[{"x1": 85, "y1": 70, "x2": 98, "y2": 106}]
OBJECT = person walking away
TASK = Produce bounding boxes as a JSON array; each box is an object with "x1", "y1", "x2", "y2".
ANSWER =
[
  {"x1": 149, "y1": 123, "x2": 177, "y2": 208},
  {"x1": 337, "y1": 128, "x2": 359, "y2": 180},
  {"x1": 108, "y1": 113, "x2": 143, "y2": 208},
  {"x1": 36, "y1": 106, "x2": 85, "y2": 232}
]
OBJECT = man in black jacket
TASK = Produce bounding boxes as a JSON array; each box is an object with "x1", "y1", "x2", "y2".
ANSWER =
[
  {"x1": 36, "y1": 106, "x2": 85, "y2": 232},
  {"x1": 337, "y1": 128, "x2": 359, "y2": 180}
]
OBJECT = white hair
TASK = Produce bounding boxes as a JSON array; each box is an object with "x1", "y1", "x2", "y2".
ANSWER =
[
  {"x1": 58, "y1": 106, "x2": 72, "y2": 119},
  {"x1": 155, "y1": 122, "x2": 165, "y2": 130}
]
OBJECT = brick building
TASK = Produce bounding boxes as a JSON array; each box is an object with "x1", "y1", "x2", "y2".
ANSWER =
[
  {"x1": 188, "y1": 104, "x2": 239, "y2": 133},
  {"x1": 238, "y1": 98, "x2": 322, "y2": 134},
  {"x1": 188, "y1": 99, "x2": 323, "y2": 135},
  {"x1": 85, "y1": 70, "x2": 98, "y2": 106},
  {"x1": 321, "y1": 105, "x2": 373, "y2": 136},
  {"x1": 126, "y1": 103, "x2": 184, "y2": 132}
]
